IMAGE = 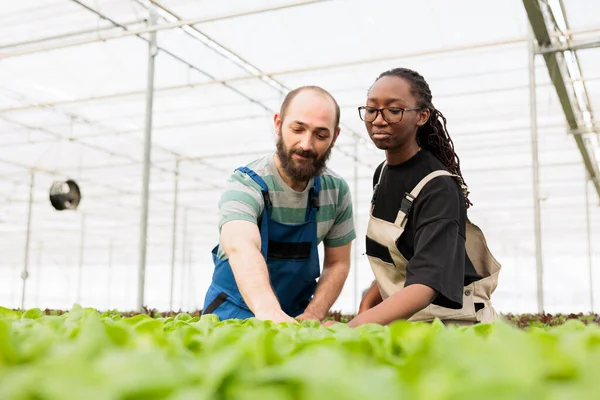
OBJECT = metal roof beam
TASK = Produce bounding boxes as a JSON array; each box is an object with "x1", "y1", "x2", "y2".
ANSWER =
[
  {"x1": 536, "y1": 36, "x2": 600, "y2": 54},
  {"x1": 523, "y1": 0, "x2": 600, "y2": 200},
  {"x1": 0, "y1": 0, "x2": 329, "y2": 59}
]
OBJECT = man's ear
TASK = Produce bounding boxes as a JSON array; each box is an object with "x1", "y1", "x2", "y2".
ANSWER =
[
  {"x1": 417, "y1": 108, "x2": 430, "y2": 127},
  {"x1": 274, "y1": 113, "x2": 283, "y2": 135},
  {"x1": 331, "y1": 127, "x2": 341, "y2": 146}
]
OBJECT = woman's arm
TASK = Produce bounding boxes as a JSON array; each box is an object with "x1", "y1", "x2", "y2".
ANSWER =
[{"x1": 350, "y1": 283, "x2": 436, "y2": 327}]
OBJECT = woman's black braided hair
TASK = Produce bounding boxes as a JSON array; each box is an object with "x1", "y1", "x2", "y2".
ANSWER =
[{"x1": 375, "y1": 67, "x2": 472, "y2": 208}]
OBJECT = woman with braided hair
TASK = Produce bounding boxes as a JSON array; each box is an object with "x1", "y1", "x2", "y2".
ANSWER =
[{"x1": 347, "y1": 67, "x2": 501, "y2": 327}]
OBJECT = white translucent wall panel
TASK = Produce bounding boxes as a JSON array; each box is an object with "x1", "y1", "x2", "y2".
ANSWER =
[{"x1": 563, "y1": 0, "x2": 600, "y2": 32}]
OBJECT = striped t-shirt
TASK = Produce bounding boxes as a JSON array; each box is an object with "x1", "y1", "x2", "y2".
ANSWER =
[{"x1": 216, "y1": 154, "x2": 356, "y2": 259}]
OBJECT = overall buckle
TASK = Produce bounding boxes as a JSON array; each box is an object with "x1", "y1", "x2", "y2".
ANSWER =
[
  {"x1": 371, "y1": 184, "x2": 379, "y2": 205},
  {"x1": 400, "y1": 192, "x2": 415, "y2": 215},
  {"x1": 309, "y1": 188, "x2": 319, "y2": 210}
]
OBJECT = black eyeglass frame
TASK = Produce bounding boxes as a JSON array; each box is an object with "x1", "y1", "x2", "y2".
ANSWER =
[{"x1": 357, "y1": 106, "x2": 422, "y2": 124}]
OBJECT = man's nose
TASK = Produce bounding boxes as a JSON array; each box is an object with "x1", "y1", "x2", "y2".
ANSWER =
[{"x1": 298, "y1": 133, "x2": 315, "y2": 152}]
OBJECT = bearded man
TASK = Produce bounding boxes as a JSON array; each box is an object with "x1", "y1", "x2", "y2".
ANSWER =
[{"x1": 202, "y1": 86, "x2": 356, "y2": 323}]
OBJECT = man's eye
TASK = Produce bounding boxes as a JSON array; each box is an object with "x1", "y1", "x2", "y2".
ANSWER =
[{"x1": 291, "y1": 127, "x2": 303, "y2": 132}]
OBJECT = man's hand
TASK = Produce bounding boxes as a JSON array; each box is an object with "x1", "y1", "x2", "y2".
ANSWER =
[
  {"x1": 295, "y1": 310, "x2": 322, "y2": 322},
  {"x1": 254, "y1": 308, "x2": 298, "y2": 324},
  {"x1": 300, "y1": 242, "x2": 352, "y2": 320},
  {"x1": 358, "y1": 280, "x2": 383, "y2": 314},
  {"x1": 358, "y1": 297, "x2": 378, "y2": 314},
  {"x1": 322, "y1": 320, "x2": 340, "y2": 327}
]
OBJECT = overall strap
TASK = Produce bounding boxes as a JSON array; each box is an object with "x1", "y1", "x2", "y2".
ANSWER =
[
  {"x1": 306, "y1": 176, "x2": 321, "y2": 221},
  {"x1": 376, "y1": 162, "x2": 387, "y2": 185},
  {"x1": 370, "y1": 161, "x2": 387, "y2": 211},
  {"x1": 235, "y1": 166, "x2": 272, "y2": 211},
  {"x1": 411, "y1": 170, "x2": 456, "y2": 197},
  {"x1": 393, "y1": 170, "x2": 459, "y2": 226}
]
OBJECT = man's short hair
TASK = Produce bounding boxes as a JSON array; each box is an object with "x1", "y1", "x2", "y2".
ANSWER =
[{"x1": 279, "y1": 86, "x2": 341, "y2": 131}]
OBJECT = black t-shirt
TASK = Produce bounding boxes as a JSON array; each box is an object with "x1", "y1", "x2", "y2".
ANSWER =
[{"x1": 368, "y1": 149, "x2": 481, "y2": 309}]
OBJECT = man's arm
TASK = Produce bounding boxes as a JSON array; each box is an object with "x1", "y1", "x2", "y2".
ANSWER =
[
  {"x1": 348, "y1": 284, "x2": 436, "y2": 327},
  {"x1": 297, "y1": 242, "x2": 352, "y2": 321},
  {"x1": 358, "y1": 280, "x2": 382, "y2": 314},
  {"x1": 221, "y1": 220, "x2": 297, "y2": 323},
  {"x1": 297, "y1": 176, "x2": 355, "y2": 321}
]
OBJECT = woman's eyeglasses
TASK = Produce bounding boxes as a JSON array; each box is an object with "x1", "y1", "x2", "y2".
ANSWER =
[{"x1": 358, "y1": 106, "x2": 421, "y2": 123}]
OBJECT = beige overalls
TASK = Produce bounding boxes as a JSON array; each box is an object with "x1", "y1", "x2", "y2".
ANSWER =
[{"x1": 366, "y1": 166, "x2": 501, "y2": 325}]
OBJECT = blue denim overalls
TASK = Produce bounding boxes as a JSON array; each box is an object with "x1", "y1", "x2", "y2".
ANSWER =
[{"x1": 202, "y1": 166, "x2": 321, "y2": 320}]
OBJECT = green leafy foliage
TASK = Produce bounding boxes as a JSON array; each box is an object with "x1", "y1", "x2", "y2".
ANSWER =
[
  {"x1": 1, "y1": 306, "x2": 600, "y2": 399},
  {"x1": 21, "y1": 307, "x2": 600, "y2": 329},
  {"x1": 503, "y1": 312, "x2": 600, "y2": 329}
]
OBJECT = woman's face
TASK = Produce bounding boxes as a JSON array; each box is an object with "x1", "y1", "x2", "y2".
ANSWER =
[{"x1": 363, "y1": 75, "x2": 429, "y2": 151}]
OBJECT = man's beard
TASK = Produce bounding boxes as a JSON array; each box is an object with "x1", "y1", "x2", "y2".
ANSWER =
[{"x1": 276, "y1": 135, "x2": 333, "y2": 182}]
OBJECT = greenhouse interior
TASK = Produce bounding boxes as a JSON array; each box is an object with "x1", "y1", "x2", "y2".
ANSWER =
[
  {"x1": 0, "y1": 0, "x2": 599, "y2": 316},
  {"x1": 3, "y1": 1, "x2": 600, "y2": 399}
]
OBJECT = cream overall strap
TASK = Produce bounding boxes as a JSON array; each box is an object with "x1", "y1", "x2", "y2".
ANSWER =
[
  {"x1": 376, "y1": 162, "x2": 387, "y2": 185},
  {"x1": 369, "y1": 162, "x2": 388, "y2": 213},
  {"x1": 393, "y1": 170, "x2": 461, "y2": 226}
]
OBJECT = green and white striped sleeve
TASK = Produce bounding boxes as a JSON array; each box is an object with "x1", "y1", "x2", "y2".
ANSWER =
[
  {"x1": 218, "y1": 170, "x2": 265, "y2": 232},
  {"x1": 324, "y1": 178, "x2": 356, "y2": 247}
]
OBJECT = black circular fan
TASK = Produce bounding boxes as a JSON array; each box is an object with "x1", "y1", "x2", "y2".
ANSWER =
[{"x1": 49, "y1": 179, "x2": 82, "y2": 211}]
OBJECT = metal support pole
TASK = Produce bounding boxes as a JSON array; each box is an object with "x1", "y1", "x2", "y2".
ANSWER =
[
  {"x1": 137, "y1": 7, "x2": 158, "y2": 311},
  {"x1": 107, "y1": 238, "x2": 114, "y2": 308},
  {"x1": 528, "y1": 26, "x2": 545, "y2": 313},
  {"x1": 77, "y1": 213, "x2": 86, "y2": 304},
  {"x1": 353, "y1": 137, "x2": 359, "y2": 313},
  {"x1": 169, "y1": 159, "x2": 180, "y2": 310},
  {"x1": 34, "y1": 240, "x2": 43, "y2": 306},
  {"x1": 20, "y1": 170, "x2": 35, "y2": 310},
  {"x1": 187, "y1": 245, "x2": 193, "y2": 311},
  {"x1": 180, "y1": 207, "x2": 188, "y2": 310},
  {"x1": 585, "y1": 169, "x2": 594, "y2": 312},
  {"x1": 514, "y1": 243, "x2": 520, "y2": 309}
]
